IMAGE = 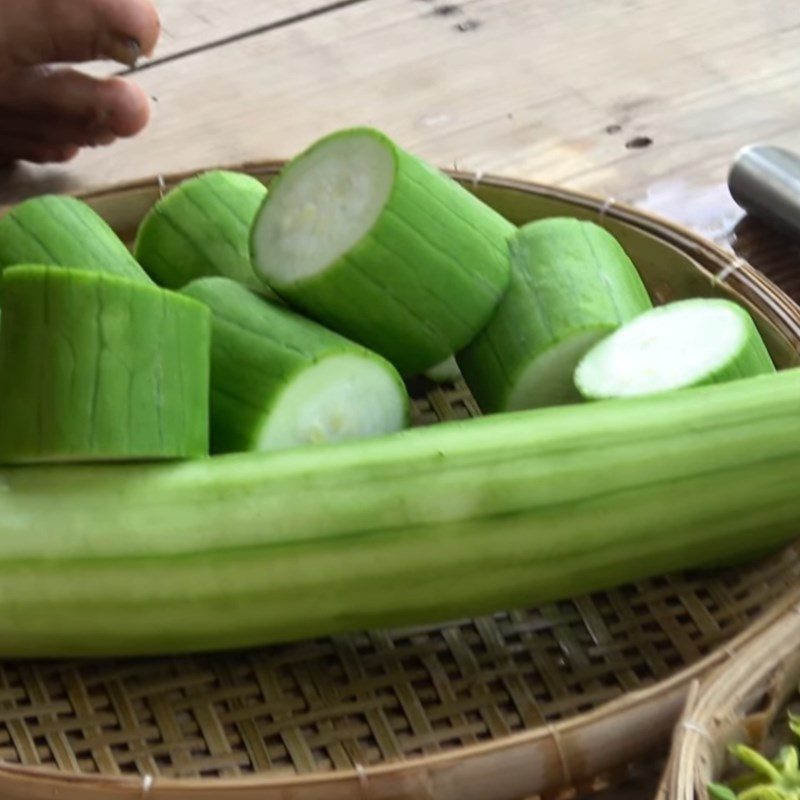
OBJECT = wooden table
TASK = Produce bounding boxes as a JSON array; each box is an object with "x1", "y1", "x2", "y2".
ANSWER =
[{"x1": 2, "y1": 2, "x2": 799, "y2": 797}]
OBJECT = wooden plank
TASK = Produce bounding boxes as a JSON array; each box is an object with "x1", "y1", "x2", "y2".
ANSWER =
[{"x1": 4, "y1": 0, "x2": 800, "y2": 245}]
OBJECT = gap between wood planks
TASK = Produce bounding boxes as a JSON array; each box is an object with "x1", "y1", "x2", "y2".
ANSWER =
[{"x1": 121, "y1": 0, "x2": 378, "y2": 76}]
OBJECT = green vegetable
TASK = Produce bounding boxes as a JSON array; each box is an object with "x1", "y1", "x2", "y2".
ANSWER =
[
  {"x1": 182, "y1": 277, "x2": 409, "y2": 453},
  {"x1": 424, "y1": 356, "x2": 462, "y2": 383},
  {"x1": 135, "y1": 170, "x2": 268, "y2": 289},
  {"x1": 251, "y1": 127, "x2": 514, "y2": 375},
  {"x1": 457, "y1": 217, "x2": 652, "y2": 412},
  {"x1": 0, "y1": 367, "x2": 796, "y2": 656},
  {"x1": 575, "y1": 298, "x2": 775, "y2": 400},
  {"x1": 0, "y1": 195, "x2": 150, "y2": 282},
  {"x1": 0, "y1": 265, "x2": 210, "y2": 463},
  {"x1": 708, "y1": 707, "x2": 800, "y2": 799}
]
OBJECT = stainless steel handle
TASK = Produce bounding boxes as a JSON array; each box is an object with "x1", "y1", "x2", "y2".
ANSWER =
[{"x1": 728, "y1": 144, "x2": 800, "y2": 242}]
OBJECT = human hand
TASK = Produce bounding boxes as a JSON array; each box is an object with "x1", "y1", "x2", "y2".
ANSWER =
[{"x1": 0, "y1": 0, "x2": 160, "y2": 166}]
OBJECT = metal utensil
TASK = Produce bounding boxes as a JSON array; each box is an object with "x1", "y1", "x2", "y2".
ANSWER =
[{"x1": 728, "y1": 144, "x2": 800, "y2": 242}]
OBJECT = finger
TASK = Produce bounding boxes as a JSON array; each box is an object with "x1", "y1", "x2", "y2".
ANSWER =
[
  {"x1": 0, "y1": 0, "x2": 160, "y2": 68},
  {"x1": 0, "y1": 138, "x2": 80, "y2": 165},
  {"x1": 0, "y1": 113, "x2": 117, "y2": 148},
  {"x1": 0, "y1": 69, "x2": 151, "y2": 137}
]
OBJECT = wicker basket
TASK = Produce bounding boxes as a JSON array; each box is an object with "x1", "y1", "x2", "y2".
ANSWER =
[
  {"x1": 657, "y1": 584, "x2": 800, "y2": 800},
  {"x1": 0, "y1": 166, "x2": 798, "y2": 800}
]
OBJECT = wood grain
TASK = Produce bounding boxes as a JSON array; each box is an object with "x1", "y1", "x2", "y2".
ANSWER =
[{"x1": 3, "y1": 0, "x2": 799, "y2": 252}]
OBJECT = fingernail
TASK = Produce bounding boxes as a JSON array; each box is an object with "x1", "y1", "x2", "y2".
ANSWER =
[{"x1": 99, "y1": 34, "x2": 141, "y2": 67}]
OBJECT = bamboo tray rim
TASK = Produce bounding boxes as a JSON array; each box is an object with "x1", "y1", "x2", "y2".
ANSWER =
[
  {"x1": 656, "y1": 585, "x2": 800, "y2": 799},
  {"x1": 0, "y1": 162, "x2": 797, "y2": 798}
]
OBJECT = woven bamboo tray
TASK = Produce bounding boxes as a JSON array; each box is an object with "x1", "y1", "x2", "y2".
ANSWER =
[
  {"x1": 0, "y1": 165, "x2": 798, "y2": 800},
  {"x1": 657, "y1": 584, "x2": 800, "y2": 800}
]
